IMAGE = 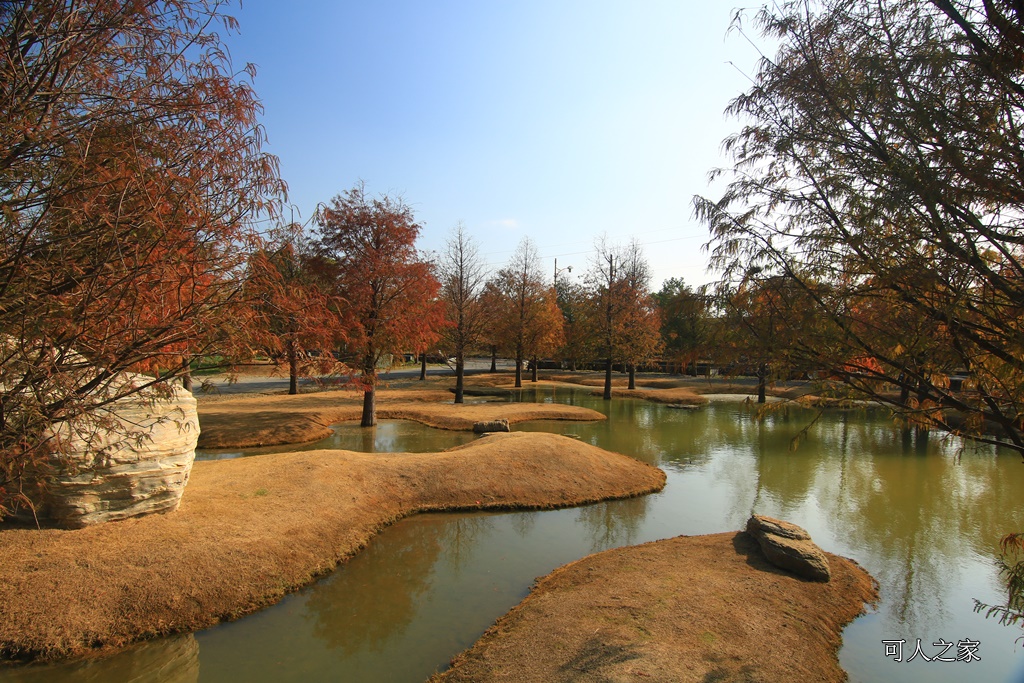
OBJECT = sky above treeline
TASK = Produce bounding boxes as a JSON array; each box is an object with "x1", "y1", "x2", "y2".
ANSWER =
[{"x1": 222, "y1": 1, "x2": 767, "y2": 291}]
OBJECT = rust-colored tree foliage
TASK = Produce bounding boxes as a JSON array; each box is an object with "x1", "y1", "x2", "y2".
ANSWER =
[
  {"x1": 315, "y1": 183, "x2": 441, "y2": 426},
  {"x1": 721, "y1": 273, "x2": 820, "y2": 403},
  {"x1": 614, "y1": 241, "x2": 662, "y2": 390},
  {"x1": 697, "y1": 0, "x2": 1024, "y2": 454},
  {"x1": 245, "y1": 225, "x2": 347, "y2": 395},
  {"x1": 0, "y1": 1, "x2": 284, "y2": 516},
  {"x1": 554, "y1": 273, "x2": 596, "y2": 372}
]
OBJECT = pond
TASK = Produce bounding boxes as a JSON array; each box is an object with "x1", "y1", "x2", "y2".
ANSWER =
[
  {"x1": 193, "y1": 419, "x2": 478, "y2": 460},
  {"x1": 5, "y1": 386, "x2": 1024, "y2": 682}
]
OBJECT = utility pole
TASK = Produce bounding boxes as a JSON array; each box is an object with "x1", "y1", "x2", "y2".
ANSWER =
[{"x1": 604, "y1": 253, "x2": 615, "y2": 400}]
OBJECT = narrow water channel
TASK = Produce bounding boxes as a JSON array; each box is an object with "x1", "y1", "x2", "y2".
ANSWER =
[{"x1": 5, "y1": 387, "x2": 1024, "y2": 682}]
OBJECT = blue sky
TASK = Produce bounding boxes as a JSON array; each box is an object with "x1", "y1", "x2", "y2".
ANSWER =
[{"x1": 222, "y1": 1, "x2": 765, "y2": 290}]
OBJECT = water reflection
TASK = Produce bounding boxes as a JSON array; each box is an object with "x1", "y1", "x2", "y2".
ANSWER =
[
  {"x1": 305, "y1": 517, "x2": 446, "y2": 657},
  {"x1": 195, "y1": 420, "x2": 476, "y2": 461},
  {"x1": 0, "y1": 635, "x2": 199, "y2": 683},
  {"x1": 575, "y1": 495, "x2": 649, "y2": 552}
]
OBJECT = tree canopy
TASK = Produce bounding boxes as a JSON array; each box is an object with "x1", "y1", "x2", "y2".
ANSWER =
[
  {"x1": 488, "y1": 238, "x2": 561, "y2": 388},
  {"x1": 653, "y1": 278, "x2": 713, "y2": 376},
  {"x1": 245, "y1": 224, "x2": 345, "y2": 395},
  {"x1": 696, "y1": 0, "x2": 1024, "y2": 454},
  {"x1": 0, "y1": 0, "x2": 284, "y2": 516},
  {"x1": 315, "y1": 183, "x2": 441, "y2": 426}
]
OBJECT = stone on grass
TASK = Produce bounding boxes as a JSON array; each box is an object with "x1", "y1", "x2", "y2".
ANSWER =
[
  {"x1": 473, "y1": 419, "x2": 510, "y2": 434},
  {"x1": 747, "y1": 514, "x2": 812, "y2": 541},
  {"x1": 37, "y1": 375, "x2": 200, "y2": 528},
  {"x1": 747, "y1": 514, "x2": 831, "y2": 582}
]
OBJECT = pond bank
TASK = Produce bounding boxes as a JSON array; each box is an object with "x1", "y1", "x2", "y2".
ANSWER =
[
  {"x1": 196, "y1": 387, "x2": 606, "y2": 449},
  {"x1": 432, "y1": 531, "x2": 878, "y2": 683},
  {"x1": 0, "y1": 432, "x2": 664, "y2": 663}
]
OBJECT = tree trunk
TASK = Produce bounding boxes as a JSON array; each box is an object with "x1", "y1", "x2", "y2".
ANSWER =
[
  {"x1": 362, "y1": 352, "x2": 377, "y2": 425},
  {"x1": 531, "y1": 355, "x2": 538, "y2": 382},
  {"x1": 757, "y1": 363, "x2": 767, "y2": 404},
  {"x1": 420, "y1": 352, "x2": 427, "y2": 380},
  {"x1": 180, "y1": 354, "x2": 193, "y2": 392},
  {"x1": 361, "y1": 387, "x2": 376, "y2": 427},
  {"x1": 604, "y1": 356, "x2": 613, "y2": 400},
  {"x1": 915, "y1": 368, "x2": 930, "y2": 436},
  {"x1": 899, "y1": 374, "x2": 911, "y2": 407},
  {"x1": 490, "y1": 345, "x2": 497, "y2": 373},
  {"x1": 628, "y1": 363, "x2": 636, "y2": 390},
  {"x1": 515, "y1": 352, "x2": 523, "y2": 388},
  {"x1": 287, "y1": 339, "x2": 299, "y2": 395},
  {"x1": 180, "y1": 354, "x2": 193, "y2": 393},
  {"x1": 455, "y1": 356, "x2": 465, "y2": 404}
]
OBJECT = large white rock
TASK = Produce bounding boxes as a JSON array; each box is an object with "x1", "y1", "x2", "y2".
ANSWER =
[{"x1": 37, "y1": 375, "x2": 199, "y2": 528}]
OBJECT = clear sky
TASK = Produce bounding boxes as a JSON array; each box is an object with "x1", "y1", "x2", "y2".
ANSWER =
[{"x1": 221, "y1": 1, "x2": 766, "y2": 291}]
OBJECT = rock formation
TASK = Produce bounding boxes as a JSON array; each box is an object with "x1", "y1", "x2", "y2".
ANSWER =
[
  {"x1": 36, "y1": 375, "x2": 199, "y2": 528},
  {"x1": 746, "y1": 514, "x2": 831, "y2": 582},
  {"x1": 473, "y1": 419, "x2": 510, "y2": 433}
]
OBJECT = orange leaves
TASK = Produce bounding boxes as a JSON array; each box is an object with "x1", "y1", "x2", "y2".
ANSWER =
[
  {"x1": 487, "y1": 237, "x2": 563, "y2": 369},
  {"x1": 842, "y1": 355, "x2": 883, "y2": 376},
  {"x1": 315, "y1": 184, "x2": 442, "y2": 382},
  {"x1": 1, "y1": 0, "x2": 285, "y2": 503}
]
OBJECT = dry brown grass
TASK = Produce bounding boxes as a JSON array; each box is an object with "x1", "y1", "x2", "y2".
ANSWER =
[
  {"x1": 1, "y1": 371, "x2": 876, "y2": 678},
  {"x1": 543, "y1": 373, "x2": 628, "y2": 388},
  {"x1": 587, "y1": 386, "x2": 708, "y2": 405},
  {"x1": 432, "y1": 531, "x2": 878, "y2": 683},
  {"x1": 195, "y1": 387, "x2": 606, "y2": 449},
  {"x1": 0, "y1": 432, "x2": 665, "y2": 663}
]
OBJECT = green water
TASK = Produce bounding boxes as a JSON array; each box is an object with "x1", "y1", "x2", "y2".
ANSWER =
[
  {"x1": 5, "y1": 388, "x2": 1024, "y2": 682},
  {"x1": 194, "y1": 419, "x2": 477, "y2": 460}
]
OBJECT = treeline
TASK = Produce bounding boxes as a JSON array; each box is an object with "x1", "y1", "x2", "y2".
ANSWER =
[{"x1": 246, "y1": 188, "x2": 693, "y2": 421}]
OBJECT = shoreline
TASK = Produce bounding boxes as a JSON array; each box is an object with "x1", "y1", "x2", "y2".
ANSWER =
[
  {"x1": 195, "y1": 385, "x2": 607, "y2": 449},
  {"x1": 1, "y1": 372, "x2": 882, "y2": 680},
  {"x1": 432, "y1": 531, "x2": 878, "y2": 682},
  {"x1": 0, "y1": 432, "x2": 664, "y2": 663}
]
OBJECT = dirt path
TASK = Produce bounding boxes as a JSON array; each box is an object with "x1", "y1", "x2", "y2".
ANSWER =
[
  {"x1": 0, "y1": 432, "x2": 664, "y2": 663},
  {"x1": 432, "y1": 532, "x2": 877, "y2": 683}
]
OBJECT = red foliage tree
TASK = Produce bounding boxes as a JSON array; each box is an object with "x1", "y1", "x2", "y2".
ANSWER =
[
  {"x1": 315, "y1": 183, "x2": 442, "y2": 426},
  {"x1": 587, "y1": 238, "x2": 661, "y2": 396},
  {"x1": 245, "y1": 224, "x2": 347, "y2": 394},
  {"x1": 0, "y1": 1, "x2": 284, "y2": 517},
  {"x1": 614, "y1": 241, "x2": 663, "y2": 389}
]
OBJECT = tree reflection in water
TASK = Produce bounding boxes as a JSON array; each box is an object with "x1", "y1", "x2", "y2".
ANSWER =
[
  {"x1": 304, "y1": 515, "x2": 446, "y2": 656},
  {"x1": 575, "y1": 496, "x2": 649, "y2": 553}
]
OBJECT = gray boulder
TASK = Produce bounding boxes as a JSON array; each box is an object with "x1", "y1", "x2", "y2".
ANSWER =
[{"x1": 746, "y1": 514, "x2": 831, "y2": 582}]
